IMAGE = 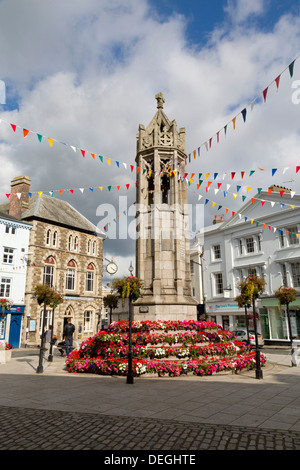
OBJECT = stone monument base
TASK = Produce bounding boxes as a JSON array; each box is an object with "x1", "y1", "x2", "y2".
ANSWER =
[{"x1": 132, "y1": 297, "x2": 198, "y2": 321}]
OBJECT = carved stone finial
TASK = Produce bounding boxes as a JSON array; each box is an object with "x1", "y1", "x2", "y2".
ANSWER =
[{"x1": 155, "y1": 92, "x2": 165, "y2": 109}]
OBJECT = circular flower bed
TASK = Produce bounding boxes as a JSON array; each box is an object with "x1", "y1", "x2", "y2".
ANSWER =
[{"x1": 65, "y1": 320, "x2": 266, "y2": 377}]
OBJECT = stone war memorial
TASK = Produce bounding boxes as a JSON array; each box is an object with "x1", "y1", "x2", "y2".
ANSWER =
[{"x1": 65, "y1": 95, "x2": 266, "y2": 378}]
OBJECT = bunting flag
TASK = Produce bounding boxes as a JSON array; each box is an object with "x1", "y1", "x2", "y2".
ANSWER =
[{"x1": 187, "y1": 54, "x2": 300, "y2": 161}]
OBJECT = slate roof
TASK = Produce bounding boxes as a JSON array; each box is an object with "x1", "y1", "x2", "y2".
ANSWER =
[{"x1": 0, "y1": 194, "x2": 105, "y2": 237}]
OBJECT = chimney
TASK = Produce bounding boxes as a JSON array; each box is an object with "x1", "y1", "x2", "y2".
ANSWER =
[
  {"x1": 213, "y1": 215, "x2": 224, "y2": 225},
  {"x1": 9, "y1": 175, "x2": 31, "y2": 220}
]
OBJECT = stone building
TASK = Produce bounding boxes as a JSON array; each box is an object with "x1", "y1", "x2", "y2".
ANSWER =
[
  {"x1": 133, "y1": 93, "x2": 197, "y2": 320},
  {"x1": 0, "y1": 176, "x2": 105, "y2": 347}
]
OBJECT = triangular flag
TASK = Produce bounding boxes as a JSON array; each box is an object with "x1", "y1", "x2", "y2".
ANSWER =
[
  {"x1": 232, "y1": 117, "x2": 236, "y2": 130},
  {"x1": 241, "y1": 171, "x2": 245, "y2": 179},
  {"x1": 80, "y1": 149, "x2": 85, "y2": 157},
  {"x1": 69, "y1": 189, "x2": 74, "y2": 194},
  {"x1": 117, "y1": 185, "x2": 120, "y2": 191},
  {"x1": 289, "y1": 60, "x2": 295, "y2": 78},
  {"x1": 261, "y1": 200, "x2": 265, "y2": 206},
  {"x1": 70, "y1": 146, "x2": 76, "y2": 152},
  {"x1": 296, "y1": 166, "x2": 300, "y2": 173},
  {"x1": 108, "y1": 186, "x2": 111, "y2": 191},
  {"x1": 59, "y1": 189, "x2": 64, "y2": 195},
  {"x1": 126, "y1": 184, "x2": 130, "y2": 190},
  {"x1": 90, "y1": 153, "x2": 95, "y2": 159},
  {"x1": 257, "y1": 188, "x2": 262, "y2": 194},
  {"x1": 38, "y1": 192, "x2": 43, "y2": 197},
  {"x1": 48, "y1": 138, "x2": 54, "y2": 147},
  {"x1": 99, "y1": 187, "x2": 103, "y2": 191},
  {"x1": 79, "y1": 188, "x2": 84, "y2": 193},
  {"x1": 275, "y1": 75, "x2": 281, "y2": 89},
  {"x1": 37, "y1": 133, "x2": 43, "y2": 142},
  {"x1": 6, "y1": 194, "x2": 10, "y2": 199},
  {"x1": 10, "y1": 123, "x2": 16, "y2": 132},
  {"x1": 246, "y1": 187, "x2": 251, "y2": 193},
  {"x1": 241, "y1": 108, "x2": 247, "y2": 122},
  {"x1": 137, "y1": 167, "x2": 140, "y2": 174},
  {"x1": 23, "y1": 129, "x2": 29, "y2": 138},
  {"x1": 280, "y1": 190, "x2": 284, "y2": 197},
  {"x1": 17, "y1": 193, "x2": 21, "y2": 199},
  {"x1": 99, "y1": 156, "x2": 103, "y2": 163},
  {"x1": 268, "y1": 188, "x2": 273, "y2": 195},
  {"x1": 130, "y1": 165, "x2": 134, "y2": 172},
  {"x1": 251, "y1": 198, "x2": 256, "y2": 204},
  {"x1": 272, "y1": 169, "x2": 277, "y2": 176},
  {"x1": 116, "y1": 161, "x2": 119, "y2": 167},
  {"x1": 106, "y1": 158, "x2": 111, "y2": 165},
  {"x1": 249, "y1": 170, "x2": 255, "y2": 176},
  {"x1": 231, "y1": 172, "x2": 235, "y2": 180},
  {"x1": 263, "y1": 87, "x2": 268, "y2": 102},
  {"x1": 89, "y1": 187, "x2": 94, "y2": 192}
]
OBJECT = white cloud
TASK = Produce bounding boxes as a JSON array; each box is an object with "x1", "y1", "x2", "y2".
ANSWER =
[{"x1": 0, "y1": 0, "x2": 299, "y2": 259}]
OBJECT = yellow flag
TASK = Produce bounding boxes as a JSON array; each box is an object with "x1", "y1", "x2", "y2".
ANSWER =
[
  {"x1": 246, "y1": 187, "x2": 251, "y2": 193},
  {"x1": 48, "y1": 138, "x2": 54, "y2": 147},
  {"x1": 99, "y1": 187, "x2": 103, "y2": 191},
  {"x1": 107, "y1": 158, "x2": 111, "y2": 165},
  {"x1": 38, "y1": 191, "x2": 43, "y2": 197}
]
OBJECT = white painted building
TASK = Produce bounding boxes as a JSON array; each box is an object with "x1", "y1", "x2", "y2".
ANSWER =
[
  {"x1": 191, "y1": 186, "x2": 300, "y2": 344},
  {"x1": 0, "y1": 211, "x2": 32, "y2": 348}
]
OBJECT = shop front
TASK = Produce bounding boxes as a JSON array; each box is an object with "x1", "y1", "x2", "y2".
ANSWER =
[
  {"x1": 261, "y1": 297, "x2": 300, "y2": 344},
  {"x1": 206, "y1": 300, "x2": 263, "y2": 333},
  {"x1": 0, "y1": 305, "x2": 25, "y2": 349}
]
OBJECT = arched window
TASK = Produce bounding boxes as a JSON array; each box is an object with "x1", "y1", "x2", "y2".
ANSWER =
[
  {"x1": 43, "y1": 256, "x2": 55, "y2": 287},
  {"x1": 86, "y1": 263, "x2": 95, "y2": 292},
  {"x1": 53, "y1": 231, "x2": 58, "y2": 247},
  {"x1": 66, "y1": 260, "x2": 76, "y2": 291},
  {"x1": 74, "y1": 236, "x2": 78, "y2": 252},
  {"x1": 93, "y1": 240, "x2": 96, "y2": 255},
  {"x1": 46, "y1": 229, "x2": 51, "y2": 246},
  {"x1": 68, "y1": 235, "x2": 73, "y2": 251},
  {"x1": 87, "y1": 239, "x2": 91, "y2": 254}
]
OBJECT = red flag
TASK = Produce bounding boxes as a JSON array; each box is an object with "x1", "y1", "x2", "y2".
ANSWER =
[
  {"x1": 69, "y1": 189, "x2": 74, "y2": 194},
  {"x1": 263, "y1": 87, "x2": 268, "y2": 102},
  {"x1": 251, "y1": 198, "x2": 256, "y2": 204},
  {"x1": 296, "y1": 166, "x2": 300, "y2": 173},
  {"x1": 275, "y1": 75, "x2": 281, "y2": 89},
  {"x1": 23, "y1": 129, "x2": 29, "y2": 138},
  {"x1": 280, "y1": 190, "x2": 284, "y2": 197},
  {"x1": 130, "y1": 165, "x2": 134, "y2": 172},
  {"x1": 231, "y1": 172, "x2": 235, "y2": 180},
  {"x1": 117, "y1": 185, "x2": 120, "y2": 190},
  {"x1": 81, "y1": 149, "x2": 85, "y2": 157},
  {"x1": 10, "y1": 123, "x2": 16, "y2": 132},
  {"x1": 126, "y1": 184, "x2": 130, "y2": 190}
]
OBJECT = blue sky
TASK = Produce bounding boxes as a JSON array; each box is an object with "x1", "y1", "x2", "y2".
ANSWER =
[{"x1": 0, "y1": 0, "x2": 299, "y2": 276}]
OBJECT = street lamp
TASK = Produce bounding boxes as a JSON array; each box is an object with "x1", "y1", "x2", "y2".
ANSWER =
[
  {"x1": 37, "y1": 302, "x2": 47, "y2": 374},
  {"x1": 127, "y1": 261, "x2": 134, "y2": 384},
  {"x1": 252, "y1": 296, "x2": 263, "y2": 379}
]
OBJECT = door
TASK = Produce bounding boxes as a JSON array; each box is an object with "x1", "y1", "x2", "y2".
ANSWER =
[{"x1": 9, "y1": 314, "x2": 22, "y2": 349}]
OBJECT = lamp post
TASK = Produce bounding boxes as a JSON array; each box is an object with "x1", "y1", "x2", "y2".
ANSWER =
[
  {"x1": 48, "y1": 309, "x2": 55, "y2": 362},
  {"x1": 252, "y1": 296, "x2": 263, "y2": 379},
  {"x1": 37, "y1": 302, "x2": 47, "y2": 374},
  {"x1": 127, "y1": 261, "x2": 134, "y2": 384}
]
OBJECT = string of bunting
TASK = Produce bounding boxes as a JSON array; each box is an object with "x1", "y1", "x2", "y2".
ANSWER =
[
  {"x1": 0, "y1": 117, "x2": 140, "y2": 174},
  {"x1": 191, "y1": 189, "x2": 300, "y2": 239},
  {"x1": 187, "y1": 54, "x2": 300, "y2": 163}
]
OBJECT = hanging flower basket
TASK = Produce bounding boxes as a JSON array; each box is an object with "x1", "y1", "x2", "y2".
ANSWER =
[
  {"x1": 112, "y1": 276, "x2": 143, "y2": 305},
  {"x1": 275, "y1": 286, "x2": 297, "y2": 306},
  {"x1": 237, "y1": 275, "x2": 266, "y2": 302},
  {"x1": 0, "y1": 298, "x2": 13, "y2": 317},
  {"x1": 33, "y1": 284, "x2": 63, "y2": 308}
]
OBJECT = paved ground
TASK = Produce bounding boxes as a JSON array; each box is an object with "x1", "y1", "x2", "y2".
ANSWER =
[{"x1": 1, "y1": 347, "x2": 300, "y2": 453}]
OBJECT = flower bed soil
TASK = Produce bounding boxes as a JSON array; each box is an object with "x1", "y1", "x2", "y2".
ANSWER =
[{"x1": 65, "y1": 320, "x2": 266, "y2": 377}]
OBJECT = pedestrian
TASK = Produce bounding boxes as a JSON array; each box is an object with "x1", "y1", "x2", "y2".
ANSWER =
[
  {"x1": 44, "y1": 326, "x2": 52, "y2": 357},
  {"x1": 63, "y1": 318, "x2": 75, "y2": 356}
]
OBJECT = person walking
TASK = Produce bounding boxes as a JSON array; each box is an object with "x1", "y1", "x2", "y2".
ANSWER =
[{"x1": 63, "y1": 318, "x2": 75, "y2": 356}]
